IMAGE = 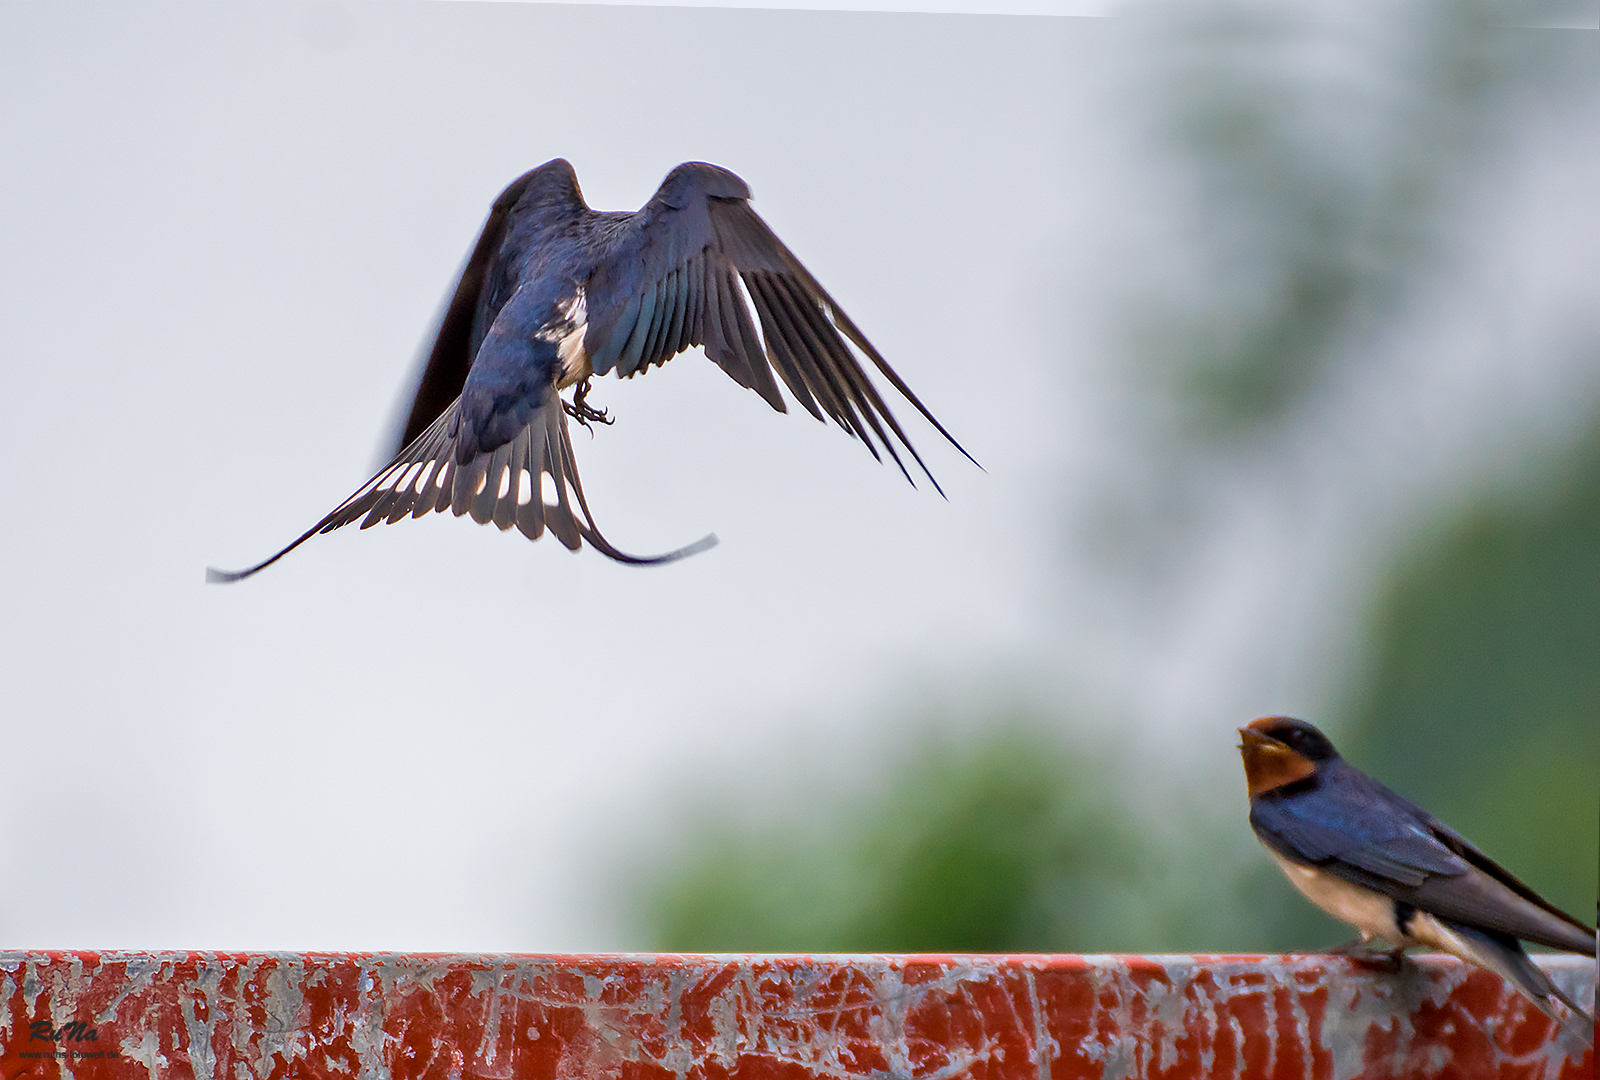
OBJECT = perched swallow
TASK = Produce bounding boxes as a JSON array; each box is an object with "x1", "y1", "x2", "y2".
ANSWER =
[
  {"x1": 1238, "y1": 716, "x2": 1595, "y2": 1031},
  {"x1": 208, "y1": 159, "x2": 972, "y2": 583}
]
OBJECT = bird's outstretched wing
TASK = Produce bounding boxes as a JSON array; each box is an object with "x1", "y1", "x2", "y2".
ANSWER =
[
  {"x1": 1250, "y1": 766, "x2": 1596, "y2": 954},
  {"x1": 583, "y1": 162, "x2": 976, "y2": 494},
  {"x1": 207, "y1": 397, "x2": 715, "y2": 583}
]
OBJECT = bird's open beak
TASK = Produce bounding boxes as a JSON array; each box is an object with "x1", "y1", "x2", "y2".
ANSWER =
[
  {"x1": 1237, "y1": 726, "x2": 1314, "y2": 797},
  {"x1": 1237, "y1": 726, "x2": 1287, "y2": 752}
]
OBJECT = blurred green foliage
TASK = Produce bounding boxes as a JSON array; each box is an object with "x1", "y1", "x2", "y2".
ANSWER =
[
  {"x1": 1118, "y1": 0, "x2": 1598, "y2": 943},
  {"x1": 637, "y1": 724, "x2": 1146, "y2": 953},
  {"x1": 633, "y1": 447, "x2": 1600, "y2": 950},
  {"x1": 625, "y1": 0, "x2": 1597, "y2": 954},
  {"x1": 1247, "y1": 423, "x2": 1600, "y2": 948},
  {"x1": 633, "y1": 715, "x2": 1378, "y2": 954},
  {"x1": 1342, "y1": 420, "x2": 1600, "y2": 925}
]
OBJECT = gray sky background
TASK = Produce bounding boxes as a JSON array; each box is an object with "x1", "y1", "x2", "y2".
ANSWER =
[{"x1": 1, "y1": 1, "x2": 1595, "y2": 950}]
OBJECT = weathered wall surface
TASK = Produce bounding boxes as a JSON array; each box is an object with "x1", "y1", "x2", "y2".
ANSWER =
[{"x1": 0, "y1": 952, "x2": 1591, "y2": 1080}]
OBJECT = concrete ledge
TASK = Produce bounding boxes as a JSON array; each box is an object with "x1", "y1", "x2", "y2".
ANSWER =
[{"x1": 0, "y1": 952, "x2": 1592, "y2": 1079}]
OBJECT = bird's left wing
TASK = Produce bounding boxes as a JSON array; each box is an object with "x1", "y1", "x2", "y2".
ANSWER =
[
  {"x1": 583, "y1": 162, "x2": 975, "y2": 494},
  {"x1": 389, "y1": 172, "x2": 539, "y2": 455}
]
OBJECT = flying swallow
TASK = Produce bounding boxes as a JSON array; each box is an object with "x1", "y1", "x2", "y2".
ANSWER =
[
  {"x1": 208, "y1": 159, "x2": 973, "y2": 583},
  {"x1": 1237, "y1": 715, "x2": 1595, "y2": 1031}
]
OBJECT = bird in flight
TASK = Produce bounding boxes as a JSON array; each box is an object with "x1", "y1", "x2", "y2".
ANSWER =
[
  {"x1": 1237, "y1": 716, "x2": 1595, "y2": 1035},
  {"x1": 208, "y1": 159, "x2": 972, "y2": 583}
]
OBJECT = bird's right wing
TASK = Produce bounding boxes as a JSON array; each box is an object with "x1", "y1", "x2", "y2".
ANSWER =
[
  {"x1": 583, "y1": 162, "x2": 975, "y2": 494},
  {"x1": 207, "y1": 396, "x2": 714, "y2": 583}
]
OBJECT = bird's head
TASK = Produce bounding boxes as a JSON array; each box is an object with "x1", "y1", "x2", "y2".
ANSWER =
[{"x1": 1237, "y1": 716, "x2": 1339, "y2": 798}]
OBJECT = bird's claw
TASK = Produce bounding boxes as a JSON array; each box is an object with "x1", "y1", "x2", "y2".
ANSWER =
[
  {"x1": 563, "y1": 379, "x2": 614, "y2": 433},
  {"x1": 1350, "y1": 951, "x2": 1407, "y2": 974},
  {"x1": 1323, "y1": 939, "x2": 1406, "y2": 973}
]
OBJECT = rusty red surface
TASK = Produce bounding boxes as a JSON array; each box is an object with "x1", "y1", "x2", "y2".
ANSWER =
[{"x1": 0, "y1": 952, "x2": 1591, "y2": 1080}]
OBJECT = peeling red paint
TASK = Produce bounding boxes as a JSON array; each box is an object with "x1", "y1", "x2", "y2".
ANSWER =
[{"x1": 0, "y1": 953, "x2": 1590, "y2": 1080}]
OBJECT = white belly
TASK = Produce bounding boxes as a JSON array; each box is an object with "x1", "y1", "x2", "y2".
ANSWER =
[
  {"x1": 1269, "y1": 852, "x2": 1556, "y2": 992},
  {"x1": 1272, "y1": 852, "x2": 1402, "y2": 944}
]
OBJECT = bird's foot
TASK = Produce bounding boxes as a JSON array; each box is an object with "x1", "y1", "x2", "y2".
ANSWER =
[
  {"x1": 1352, "y1": 950, "x2": 1407, "y2": 974},
  {"x1": 563, "y1": 380, "x2": 614, "y2": 433},
  {"x1": 1323, "y1": 940, "x2": 1406, "y2": 973}
]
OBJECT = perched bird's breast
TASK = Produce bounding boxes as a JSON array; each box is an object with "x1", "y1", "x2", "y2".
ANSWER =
[{"x1": 1270, "y1": 852, "x2": 1405, "y2": 943}]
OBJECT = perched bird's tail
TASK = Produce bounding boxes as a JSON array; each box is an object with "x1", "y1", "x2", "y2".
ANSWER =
[
  {"x1": 207, "y1": 399, "x2": 715, "y2": 583},
  {"x1": 1440, "y1": 918, "x2": 1595, "y2": 1039}
]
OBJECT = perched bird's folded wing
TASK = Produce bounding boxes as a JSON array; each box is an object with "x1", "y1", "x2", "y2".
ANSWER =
[
  {"x1": 1250, "y1": 773, "x2": 1465, "y2": 881},
  {"x1": 1339, "y1": 832, "x2": 1470, "y2": 887},
  {"x1": 1249, "y1": 802, "x2": 1372, "y2": 867},
  {"x1": 1252, "y1": 777, "x2": 1596, "y2": 955},
  {"x1": 207, "y1": 398, "x2": 714, "y2": 583},
  {"x1": 584, "y1": 162, "x2": 975, "y2": 494},
  {"x1": 1413, "y1": 817, "x2": 1598, "y2": 955}
]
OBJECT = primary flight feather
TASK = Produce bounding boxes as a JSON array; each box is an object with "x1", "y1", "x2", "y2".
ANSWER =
[{"x1": 209, "y1": 159, "x2": 973, "y2": 583}]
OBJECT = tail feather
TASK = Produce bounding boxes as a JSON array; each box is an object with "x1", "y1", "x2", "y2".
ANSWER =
[
  {"x1": 206, "y1": 396, "x2": 715, "y2": 583},
  {"x1": 1441, "y1": 919, "x2": 1594, "y2": 1039}
]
